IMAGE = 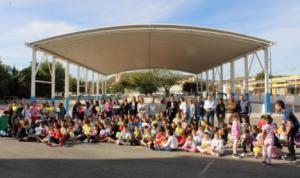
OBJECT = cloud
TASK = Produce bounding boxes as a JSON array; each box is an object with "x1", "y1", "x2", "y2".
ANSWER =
[{"x1": 0, "y1": 20, "x2": 79, "y2": 68}]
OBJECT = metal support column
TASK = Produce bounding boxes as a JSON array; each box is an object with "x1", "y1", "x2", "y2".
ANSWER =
[
  {"x1": 102, "y1": 76, "x2": 104, "y2": 95},
  {"x1": 30, "y1": 48, "x2": 37, "y2": 103},
  {"x1": 77, "y1": 65, "x2": 80, "y2": 99},
  {"x1": 212, "y1": 68, "x2": 215, "y2": 95},
  {"x1": 230, "y1": 61, "x2": 235, "y2": 98},
  {"x1": 244, "y1": 55, "x2": 249, "y2": 100},
  {"x1": 104, "y1": 76, "x2": 107, "y2": 95},
  {"x1": 65, "y1": 61, "x2": 70, "y2": 113},
  {"x1": 51, "y1": 56, "x2": 56, "y2": 104},
  {"x1": 97, "y1": 73, "x2": 100, "y2": 100},
  {"x1": 84, "y1": 68, "x2": 88, "y2": 101},
  {"x1": 196, "y1": 74, "x2": 199, "y2": 94},
  {"x1": 200, "y1": 73, "x2": 203, "y2": 94},
  {"x1": 205, "y1": 71, "x2": 209, "y2": 93},
  {"x1": 220, "y1": 65, "x2": 224, "y2": 98},
  {"x1": 91, "y1": 71, "x2": 95, "y2": 99},
  {"x1": 264, "y1": 48, "x2": 271, "y2": 113}
]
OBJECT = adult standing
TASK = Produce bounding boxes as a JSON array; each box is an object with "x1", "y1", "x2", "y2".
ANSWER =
[
  {"x1": 147, "y1": 97, "x2": 159, "y2": 118},
  {"x1": 275, "y1": 100, "x2": 299, "y2": 162},
  {"x1": 235, "y1": 95, "x2": 251, "y2": 124},
  {"x1": 226, "y1": 96, "x2": 236, "y2": 124},
  {"x1": 129, "y1": 96, "x2": 138, "y2": 116},
  {"x1": 179, "y1": 97, "x2": 187, "y2": 118},
  {"x1": 216, "y1": 99, "x2": 226, "y2": 127},
  {"x1": 104, "y1": 97, "x2": 113, "y2": 118},
  {"x1": 187, "y1": 98, "x2": 195, "y2": 124},
  {"x1": 166, "y1": 95, "x2": 179, "y2": 123},
  {"x1": 204, "y1": 94, "x2": 216, "y2": 127},
  {"x1": 137, "y1": 97, "x2": 147, "y2": 118},
  {"x1": 120, "y1": 98, "x2": 130, "y2": 117},
  {"x1": 195, "y1": 95, "x2": 205, "y2": 124}
]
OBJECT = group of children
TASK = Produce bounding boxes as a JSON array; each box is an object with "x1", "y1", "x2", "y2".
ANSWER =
[{"x1": 1, "y1": 97, "x2": 299, "y2": 168}]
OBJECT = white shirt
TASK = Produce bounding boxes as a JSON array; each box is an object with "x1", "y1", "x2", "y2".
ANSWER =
[
  {"x1": 137, "y1": 103, "x2": 147, "y2": 114},
  {"x1": 147, "y1": 102, "x2": 158, "y2": 116},
  {"x1": 163, "y1": 135, "x2": 179, "y2": 149},
  {"x1": 262, "y1": 124, "x2": 275, "y2": 140},
  {"x1": 204, "y1": 99, "x2": 216, "y2": 112},
  {"x1": 179, "y1": 102, "x2": 187, "y2": 113},
  {"x1": 211, "y1": 138, "x2": 224, "y2": 152}
]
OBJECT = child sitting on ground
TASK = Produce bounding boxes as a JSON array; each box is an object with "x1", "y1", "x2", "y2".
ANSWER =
[
  {"x1": 47, "y1": 122, "x2": 63, "y2": 147},
  {"x1": 180, "y1": 134, "x2": 197, "y2": 152},
  {"x1": 140, "y1": 126, "x2": 152, "y2": 147},
  {"x1": 253, "y1": 129, "x2": 263, "y2": 159},
  {"x1": 196, "y1": 133, "x2": 212, "y2": 154},
  {"x1": 210, "y1": 132, "x2": 225, "y2": 157},
  {"x1": 151, "y1": 130, "x2": 178, "y2": 151}
]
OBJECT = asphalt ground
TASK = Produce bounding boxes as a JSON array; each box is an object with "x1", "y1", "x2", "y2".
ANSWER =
[{"x1": 0, "y1": 138, "x2": 299, "y2": 178}]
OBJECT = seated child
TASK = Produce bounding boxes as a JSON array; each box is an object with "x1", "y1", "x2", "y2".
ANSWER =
[
  {"x1": 180, "y1": 134, "x2": 195, "y2": 152},
  {"x1": 175, "y1": 122, "x2": 184, "y2": 137},
  {"x1": 240, "y1": 129, "x2": 255, "y2": 158},
  {"x1": 210, "y1": 132, "x2": 225, "y2": 157},
  {"x1": 116, "y1": 126, "x2": 132, "y2": 145},
  {"x1": 253, "y1": 130, "x2": 263, "y2": 158},
  {"x1": 177, "y1": 132, "x2": 187, "y2": 147},
  {"x1": 140, "y1": 126, "x2": 152, "y2": 147},
  {"x1": 47, "y1": 123, "x2": 63, "y2": 147},
  {"x1": 151, "y1": 130, "x2": 178, "y2": 151},
  {"x1": 196, "y1": 133, "x2": 212, "y2": 154}
]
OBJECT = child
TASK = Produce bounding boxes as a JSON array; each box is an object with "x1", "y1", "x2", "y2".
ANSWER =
[
  {"x1": 152, "y1": 130, "x2": 178, "y2": 151},
  {"x1": 240, "y1": 129, "x2": 255, "y2": 158},
  {"x1": 253, "y1": 129, "x2": 263, "y2": 159},
  {"x1": 196, "y1": 133, "x2": 212, "y2": 154},
  {"x1": 149, "y1": 127, "x2": 166, "y2": 149},
  {"x1": 180, "y1": 134, "x2": 194, "y2": 152},
  {"x1": 177, "y1": 132, "x2": 187, "y2": 147},
  {"x1": 47, "y1": 123, "x2": 63, "y2": 147},
  {"x1": 116, "y1": 126, "x2": 132, "y2": 145},
  {"x1": 175, "y1": 122, "x2": 184, "y2": 137},
  {"x1": 257, "y1": 115, "x2": 267, "y2": 129},
  {"x1": 140, "y1": 126, "x2": 152, "y2": 147},
  {"x1": 231, "y1": 113, "x2": 241, "y2": 158},
  {"x1": 210, "y1": 132, "x2": 225, "y2": 157},
  {"x1": 261, "y1": 115, "x2": 275, "y2": 167}
]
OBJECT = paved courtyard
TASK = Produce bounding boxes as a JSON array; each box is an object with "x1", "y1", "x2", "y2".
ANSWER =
[{"x1": 0, "y1": 138, "x2": 299, "y2": 178}]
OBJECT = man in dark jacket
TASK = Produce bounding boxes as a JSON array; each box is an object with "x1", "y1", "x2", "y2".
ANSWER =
[
  {"x1": 235, "y1": 94, "x2": 251, "y2": 124},
  {"x1": 166, "y1": 95, "x2": 179, "y2": 123},
  {"x1": 195, "y1": 95, "x2": 205, "y2": 125},
  {"x1": 129, "y1": 96, "x2": 138, "y2": 116}
]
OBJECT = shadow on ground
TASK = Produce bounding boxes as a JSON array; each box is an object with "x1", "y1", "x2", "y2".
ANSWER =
[{"x1": 0, "y1": 156, "x2": 299, "y2": 178}]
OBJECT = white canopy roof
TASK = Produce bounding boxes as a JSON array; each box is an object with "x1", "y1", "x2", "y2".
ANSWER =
[{"x1": 27, "y1": 24, "x2": 273, "y2": 75}]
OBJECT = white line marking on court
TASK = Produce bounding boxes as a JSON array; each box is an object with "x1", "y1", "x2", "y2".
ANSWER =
[{"x1": 200, "y1": 159, "x2": 215, "y2": 176}]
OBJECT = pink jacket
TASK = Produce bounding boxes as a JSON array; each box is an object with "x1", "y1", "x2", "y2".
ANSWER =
[{"x1": 231, "y1": 120, "x2": 240, "y2": 138}]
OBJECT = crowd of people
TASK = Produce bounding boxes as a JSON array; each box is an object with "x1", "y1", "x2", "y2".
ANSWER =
[{"x1": 1, "y1": 94, "x2": 299, "y2": 167}]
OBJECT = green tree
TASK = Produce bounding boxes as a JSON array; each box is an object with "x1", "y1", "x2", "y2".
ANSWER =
[
  {"x1": 154, "y1": 70, "x2": 179, "y2": 96},
  {"x1": 0, "y1": 60, "x2": 12, "y2": 98}
]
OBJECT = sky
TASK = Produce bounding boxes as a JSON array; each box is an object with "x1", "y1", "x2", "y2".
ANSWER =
[{"x1": 0, "y1": 0, "x2": 299, "y2": 79}]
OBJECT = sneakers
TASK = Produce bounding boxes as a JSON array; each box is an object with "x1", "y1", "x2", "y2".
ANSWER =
[
  {"x1": 287, "y1": 157, "x2": 297, "y2": 163},
  {"x1": 261, "y1": 162, "x2": 272, "y2": 168},
  {"x1": 261, "y1": 161, "x2": 267, "y2": 166},
  {"x1": 239, "y1": 153, "x2": 246, "y2": 158}
]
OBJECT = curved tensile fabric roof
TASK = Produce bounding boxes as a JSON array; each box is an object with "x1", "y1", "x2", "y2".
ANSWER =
[{"x1": 27, "y1": 24, "x2": 273, "y2": 75}]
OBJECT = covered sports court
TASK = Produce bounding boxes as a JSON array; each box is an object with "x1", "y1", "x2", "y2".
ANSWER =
[{"x1": 26, "y1": 24, "x2": 273, "y2": 112}]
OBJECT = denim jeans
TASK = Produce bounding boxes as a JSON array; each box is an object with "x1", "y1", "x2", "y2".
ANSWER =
[
  {"x1": 288, "y1": 127, "x2": 299, "y2": 160},
  {"x1": 206, "y1": 111, "x2": 215, "y2": 126}
]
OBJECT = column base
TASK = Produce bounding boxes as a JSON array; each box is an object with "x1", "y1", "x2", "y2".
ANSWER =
[
  {"x1": 65, "y1": 96, "x2": 69, "y2": 113},
  {"x1": 265, "y1": 93, "x2": 271, "y2": 113},
  {"x1": 30, "y1": 96, "x2": 35, "y2": 103}
]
